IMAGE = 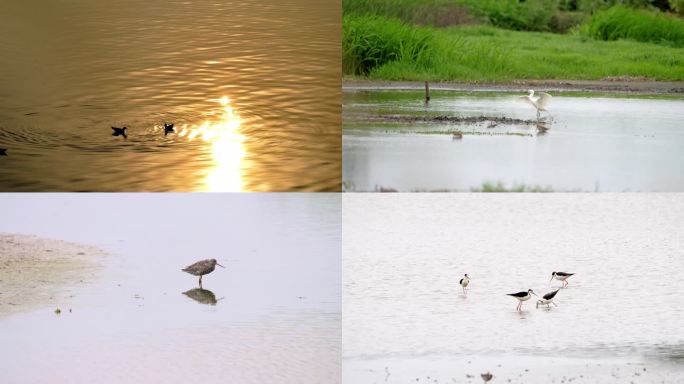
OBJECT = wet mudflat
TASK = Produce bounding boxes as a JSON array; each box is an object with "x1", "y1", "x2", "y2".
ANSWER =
[
  {"x1": 0, "y1": 194, "x2": 340, "y2": 383},
  {"x1": 343, "y1": 89, "x2": 684, "y2": 192},
  {"x1": 0, "y1": 0, "x2": 340, "y2": 191}
]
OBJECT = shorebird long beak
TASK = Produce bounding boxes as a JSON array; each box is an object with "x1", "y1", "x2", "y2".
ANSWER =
[{"x1": 216, "y1": 263, "x2": 225, "y2": 268}]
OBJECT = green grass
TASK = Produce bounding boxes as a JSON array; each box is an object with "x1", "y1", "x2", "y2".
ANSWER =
[
  {"x1": 343, "y1": 15, "x2": 435, "y2": 75},
  {"x1": 343, "y1": 15, "x2": 684, "y2": 81},
  {"x1": 343, "y1": 0, "x2": 580, "y2": 32},
  {"x1": 343, "y1": 0, "x2": 474, "y2": 27},
  {"x1": 583, "y1": 6, "x2": 684, "y2": 47}
]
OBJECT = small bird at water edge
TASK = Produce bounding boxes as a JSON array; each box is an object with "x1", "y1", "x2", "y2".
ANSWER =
[{"x1": 182, "y1": 258, "x2": 225, "y2": 287}]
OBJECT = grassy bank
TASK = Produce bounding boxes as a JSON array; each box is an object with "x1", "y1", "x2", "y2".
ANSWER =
[
  {"x1": 583, "y1": 6, "x2": 684, "y2": 46},
  {"x1": 343, "y1": 16, "x2": 684, "y2": 81}
]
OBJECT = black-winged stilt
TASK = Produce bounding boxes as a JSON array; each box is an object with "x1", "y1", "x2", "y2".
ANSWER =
[
  {"x1": 536, "y1": 289, "x2": 560, "y2": 309},
  {"x1": 459, "y1": 273, "x2": 470, "y2": 294},
  {"x1": 507, "y1": 289, "x2": 536, "y2": 311},
  {"x1": 550, "y1": 271, "x2": 574, "y2": 287}
]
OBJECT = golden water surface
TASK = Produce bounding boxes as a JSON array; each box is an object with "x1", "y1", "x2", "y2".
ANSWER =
[{"x1": 0, "y1": 0, "x2": 340, "y2": 191}]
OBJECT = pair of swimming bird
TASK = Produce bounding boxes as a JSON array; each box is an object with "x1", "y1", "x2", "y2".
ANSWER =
[
  {"x1": 111, "y1": 123, "x2": 175, "y2": 139},
  {"x1": 459, "y1": 271, "x2": 574, "y2": 311}
]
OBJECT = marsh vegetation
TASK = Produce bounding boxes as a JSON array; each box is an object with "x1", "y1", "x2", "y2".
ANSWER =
[{"x1": 343, "y1": 0, "x2": 684, "y2": 81}]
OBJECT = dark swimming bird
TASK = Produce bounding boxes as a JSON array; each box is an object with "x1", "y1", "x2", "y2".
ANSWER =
[
  {"x1": 163, "y1": 123, "x2": 174, "y2": 136},
  {"x1": 182, "y1": 258, "x2": 225, "y2": 287},
  {"x1": 0, "y1": 148, "x2": 7, "y2": 156},
  {"x1": 550, "y1": 271, "x2": 574, "y2": 287},
  {"x1": 536, "y1": 289, "x2": 560, "y2": 309},
  {"x1": 507, "y1": 289, "x2": 536, "y2": 311},
  {"x1": 111, "y1": 126, "x2": 128, "y2": 138},
  {"x1": 459, "y1": 273, "x2": 470, "y2": 294},
  {"x1": 182, "y1": 287, "x2": 218, "y2": 305}
]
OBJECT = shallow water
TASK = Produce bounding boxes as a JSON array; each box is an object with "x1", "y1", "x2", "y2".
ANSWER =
[
  {"x1": 0, "y1": 193, "x2": 340, "y2": 383},
  {"x1": 343, "y1": 194, "x2": 684, "y2": 383},
  {"x1": 343, "y1": 90, "x2": 684, "y2": 191},
  {"x1": 0, "y1": 0, "x2": 340, "y2": 191}
]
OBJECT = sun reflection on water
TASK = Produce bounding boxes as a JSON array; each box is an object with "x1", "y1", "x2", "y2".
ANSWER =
[{"x1": 178, "y1": 96, "x2": 245, "y2": 191}]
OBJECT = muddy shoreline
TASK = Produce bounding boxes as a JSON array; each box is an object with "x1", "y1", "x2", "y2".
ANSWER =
[
  {"x1": 343, "y1": 79, "x2": 684, "y2": 94},
  {"x1": 348, "y1": 114, "x2": 542, "y2": 126},
  {"x1": 0, "y1": 233, "x2": 108, "y2": 317}
]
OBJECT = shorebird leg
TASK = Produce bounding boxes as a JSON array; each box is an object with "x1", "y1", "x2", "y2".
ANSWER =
[
  {"x1": 199, "y1": 275, "x2": 203, "y2": 288},
  {"x1": 552, "y1": 302, "x2": 557, "y2": 307}
]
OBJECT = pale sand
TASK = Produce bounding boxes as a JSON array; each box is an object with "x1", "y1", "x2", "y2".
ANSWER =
[
  {"x1": 344, "y1": 354, "x2": 684, "y2": 384},
  {"x1": 0, "y1": 233, "x2": 108, "y2": 317}
]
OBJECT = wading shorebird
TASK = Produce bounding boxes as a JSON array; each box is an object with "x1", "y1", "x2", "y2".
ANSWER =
[
  {"x1": 507, "y1": 289, "x2": 536, "y2": 311},
  {"x1": 481, "y1": 372, "x2": 493, "y2": 383},
  {"x1": 182, "y1": 258, "x2": 225, "y2": 287},
  {"x1": 459, "y1": 273, "x2": 470, "y2": 294},
  {"x1": 550, "y1": 271, "x2": 574, "y2": 287},
  {"x1": 163, "y1": 123, "x2": 175, "y2": 136},
  {"x1": 111, "y1": 126, "x2": 128, "y2": 139},
  {"x1": 519, "y1": 89, "x2": 552, "y2": 120},
  {"x1": 536, "y1": 289, "x2": 560, "y2": 309}
]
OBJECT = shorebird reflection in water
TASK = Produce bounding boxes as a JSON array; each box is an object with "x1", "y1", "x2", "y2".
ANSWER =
[
  {"x1": 182, "y1": 258, "x2": 225, "y2": 287},
  {"x1": 182, "y1": 287, "x2": 219, "y2": 305},
  {"x1": 507, "y1": 289, "x2": 536, "y2": 311}
]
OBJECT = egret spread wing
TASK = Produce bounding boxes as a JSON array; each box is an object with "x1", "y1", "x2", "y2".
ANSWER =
[
  {"x1": 536, "y1": 92, "x2": 552, "y2": 110},
  {"x1": 518, "y1": 95, "x2": 536, "y2": 108}
]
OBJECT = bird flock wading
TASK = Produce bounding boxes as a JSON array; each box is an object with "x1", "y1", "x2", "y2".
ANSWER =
[
  {"x1": 519, "y1": 89, "x2": 552, "y2": 121},
  {"x1": 460, "y1": 271, "x2": 575, "y2": 311}
]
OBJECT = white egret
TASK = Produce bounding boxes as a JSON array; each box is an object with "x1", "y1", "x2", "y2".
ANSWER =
[{"x1": 520, "y1": 90, "x2": 552, "y2": 120}]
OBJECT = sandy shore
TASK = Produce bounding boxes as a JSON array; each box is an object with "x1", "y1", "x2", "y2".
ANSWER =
[
  {"x1": 343, "y1": 79, "x2": 684, "y2": 94},
  {"x1": 0, "y1": 233, "x2": 108, "y2": 317},
  {"x1": 344, "y1": 354, "x2": 684, "y2": 384}
]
